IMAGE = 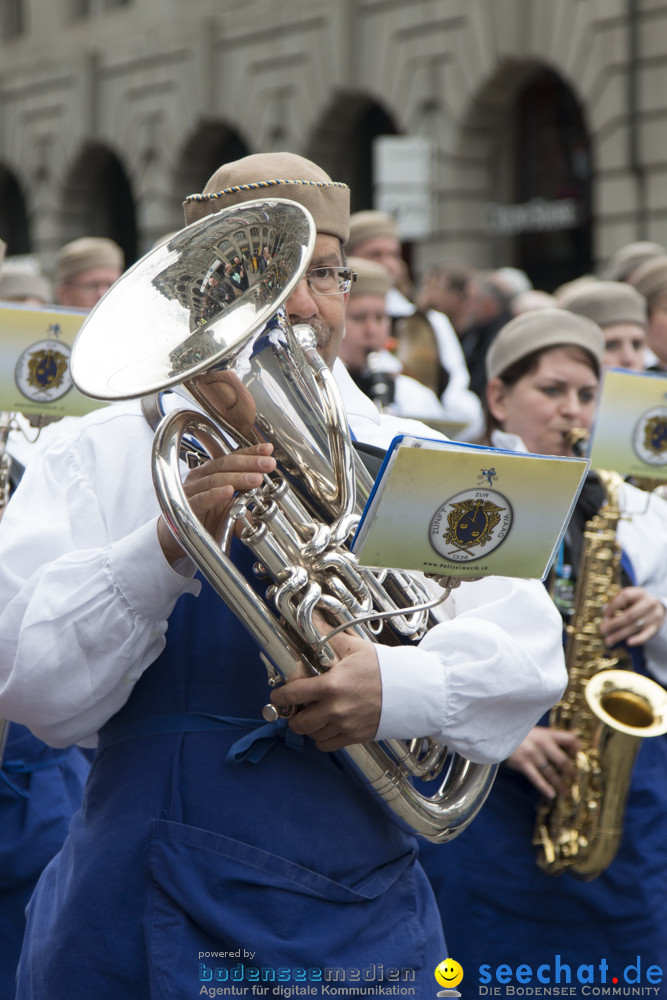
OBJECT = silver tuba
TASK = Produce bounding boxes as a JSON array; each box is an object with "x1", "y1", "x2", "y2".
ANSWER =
[{"x1": 70, "y1": 199, "x2": 496, "y2": 843}]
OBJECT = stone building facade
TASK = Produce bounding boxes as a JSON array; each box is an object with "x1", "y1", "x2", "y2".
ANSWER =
[{"x1": 0, "y1": 0, "x2": 666, "y2": 289}]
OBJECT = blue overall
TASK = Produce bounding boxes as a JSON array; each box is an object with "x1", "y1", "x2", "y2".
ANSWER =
[
  {"x1": 17, "y1": 542, "x2": 445, "y2": 999},
  {"x1": 420, "y1": 551, "x2": 667, "y2": 981},
  {"x1": 1, "y1": 725, "x2": 89, "y2": 998}
]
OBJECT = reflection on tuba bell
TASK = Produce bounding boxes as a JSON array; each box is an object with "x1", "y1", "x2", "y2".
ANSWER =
[{"x1": 70, "y1": 199, "x2": 496, "y2": 843}]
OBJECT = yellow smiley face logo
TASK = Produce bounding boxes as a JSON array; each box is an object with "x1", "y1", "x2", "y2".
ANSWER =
[{"x1": 435, "y1": 958, "x2": 464, "y2": 988}]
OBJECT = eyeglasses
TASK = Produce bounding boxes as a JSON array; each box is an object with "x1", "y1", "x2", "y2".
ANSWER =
[{"x1": 305, "y1": 267, "x2": 356, "y2": 296}]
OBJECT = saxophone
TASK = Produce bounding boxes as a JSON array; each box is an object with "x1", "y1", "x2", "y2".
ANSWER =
[{"x1": 533, "y1": 467, "x2": 667, "y2": 879}]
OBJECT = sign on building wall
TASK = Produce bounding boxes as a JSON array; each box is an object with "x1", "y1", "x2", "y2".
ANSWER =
[{"x1": 372, "y1": 136, "x2": 433, "y2": 240}]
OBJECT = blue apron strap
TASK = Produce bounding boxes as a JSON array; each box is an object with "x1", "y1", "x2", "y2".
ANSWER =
[
  {"x1": 2, "y1": 748, "x2": 74, "y2": 774},
  {"x1": 97, "y1": 711, "x2": 304, "y2": 763},
  {"x1": 226, "y1": 717, "x2": 303, "y2": 763},
  {"x1": 1, "y1": 747, "x2": 78, "y2": 799},
  {"x1": 620, "y1": 549, "x2": 636, "y2": 586}
]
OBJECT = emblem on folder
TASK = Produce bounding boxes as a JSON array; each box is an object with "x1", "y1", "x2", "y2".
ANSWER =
[
  {"x1": 632, "y1": 406, "x2": 667, "y2": 466},
  {"x1": 429, "y1": 486, "x2": 513, "y2": 562},
  {"x1": 15, "y1": 335, "x2": 73, "y2": 403}
]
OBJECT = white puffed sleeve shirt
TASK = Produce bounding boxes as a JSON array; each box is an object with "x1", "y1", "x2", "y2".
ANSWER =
[{"x1": 0, "y1": 372, "x2": 566, "y2": 761}]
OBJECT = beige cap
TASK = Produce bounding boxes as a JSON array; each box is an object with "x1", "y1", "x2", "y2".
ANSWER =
[
  {"x1": 630, "y1": 254, "x2": 667, "y2": 307},
  {"x1": 346, "y1": 210, "x2": 399, "y2": 254},
  {"x1": 183, "y1": 152, "x2": 350, "y2": 242},
  {"x1": 486, "y1": 308, "x2": 605, "y2": 381},
  {"x1": 560, "y1": 280, "x2": 646, "y2": 329},
  {"x1": 347, "y1": 256, "x2": 392, "y2": 298},
  {"x1": 55, "y1": 237, "x2": 124, "y2": 285},
  {"x1": 0, "y1": 270, "x2": 52, "y2": 304},
  {"x1": 553, "y1": 275, "x2": 599, "y2": 303},
  {"x1": 605, "y1": 241, "x2": 666, "y2": 281}
]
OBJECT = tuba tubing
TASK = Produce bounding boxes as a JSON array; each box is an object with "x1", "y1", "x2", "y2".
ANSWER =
[{"x1": 152, "y1": 363, "x2": 497, "y2": 844}]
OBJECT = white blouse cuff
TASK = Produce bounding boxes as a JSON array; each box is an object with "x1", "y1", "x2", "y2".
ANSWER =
[
  {"x1": 107, "y1": 518, "x2": 200, "y2": 620},
  {"x1": 375, "y1": 645, "x2": 448, "y2": 742}
]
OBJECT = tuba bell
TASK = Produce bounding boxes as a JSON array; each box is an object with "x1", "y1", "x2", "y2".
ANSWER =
[{"x1": 70, "y1": 198, "x2": 496, "y2": 843}]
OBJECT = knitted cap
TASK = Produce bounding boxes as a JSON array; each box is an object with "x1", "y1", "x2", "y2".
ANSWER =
[
  {"x1": 347, "y1": 256, "x2": 392, "y2": 298},
  {"x1": 0, "y1": 270, "x2": 52, "y2": 304},
  {"x1": 630, "y1": 254, "x2": 667, "y2": 307},
  {"x1": 55, "y1": 237, "x2": 124, "y2": 284},
  {"x1": 183, "y1": 152, "x2": 350, "y2": 242},
  {"x1": 346, "y1": 210, "x2": 399, "y2": 254},
  {"x1": 605, "y1": 241, "x2": 666, "y2": 281},
  {"x1": 560, "y1": 280, "x2": 646, "y2": 329},
  {"x1": 486, "y1": 308, "x2": 605, "y2": 381}
]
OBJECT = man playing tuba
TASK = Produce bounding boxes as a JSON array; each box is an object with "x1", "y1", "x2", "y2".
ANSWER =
[{"x1": 0, "y1": 153, "x2": 566, "y2": 999}]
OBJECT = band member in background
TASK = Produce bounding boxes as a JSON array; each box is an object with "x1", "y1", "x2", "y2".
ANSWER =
[
  {"x1": 54, "y1": 236, "x2": 124, "y2": 310},
  {"x1": 340, "y1": 255, "x2": 449, "y2": 420},
  {"x1": 560, "y1": 279, "x2": 649, "y2": 372},
  {"x1": 630, "y1": 254, "x2": 667, "y2": 373},
  {"x1": 0, "y1": 153, "x2": 566, "y2": 999},
  {"x1": 0, "y1": 268, "x2": 53, "y2": 307},
  {"x1": 604, "y1": 240, "x2": 666, "y2": 283},
  {"x1": 345, "y1": 210, "x2": 484, "y2": 439},
  {"x1": 421, "y1": 308, "x2": 667, "y2": 980}
]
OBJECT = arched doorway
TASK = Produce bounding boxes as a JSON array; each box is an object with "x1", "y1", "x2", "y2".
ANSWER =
[
  {"x1": 507, "y1": 68, "x2": 593, "y2": 291},
  {"x1": 0, "y1": 165, "x2": 30, "y2": 254},
  {"x1": 306, "y1": 93, "x2": 398, "y2": 212},
  {"x1": 172, "y1": 122, "x2": 250, "y2": 207},
  {"x1": 60, "y1": 144, "x2": 138, "y2": 265}
]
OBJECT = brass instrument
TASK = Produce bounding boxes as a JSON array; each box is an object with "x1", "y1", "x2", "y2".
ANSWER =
[
  {"x1": 630, "y1": 475, "x2": 667, "y2": 501},
  {"x1": 533, "y1": 466, "x2": 667, "y2": 879},
  {"x1": 70, "y1": 199, "x2": 497, "y2": 843},
  {"x1": 392, "y1": 312, "x2": 442, "y2": 397}
]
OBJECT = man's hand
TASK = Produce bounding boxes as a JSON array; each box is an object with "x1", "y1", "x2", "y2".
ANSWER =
[
  {"x1": 506, "y1": 726, "x2": 580, "y2": 798},
  {"x1": 157, "y1": 442, "x2": 276, "y2": 566},
  {"x1": 599, "y1": 585, "x2": 666, "y2": 648},
  {"x1": 269, "y1": 629, "x2": 382, "y2": 752}
]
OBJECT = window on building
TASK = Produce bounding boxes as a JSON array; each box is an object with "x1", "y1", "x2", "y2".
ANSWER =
[{"x1": 1, "y1": 0, "x2": 27, "y2": 39}]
